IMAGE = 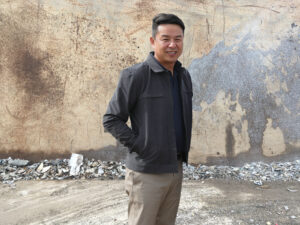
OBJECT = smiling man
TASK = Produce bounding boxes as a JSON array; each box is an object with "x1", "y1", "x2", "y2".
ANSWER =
[{"x1": 103, "y1": 13, "x2": 193, "y2": 225}]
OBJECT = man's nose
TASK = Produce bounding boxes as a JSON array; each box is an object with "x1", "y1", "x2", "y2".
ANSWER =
[{"x1": 168, "y1": 41, "x2": 176, "y2": 48}]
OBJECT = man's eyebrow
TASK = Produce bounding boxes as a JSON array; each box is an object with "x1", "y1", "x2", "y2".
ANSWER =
[{"x1": 160, "y1": 34, "x2": 183, "y2": 38}]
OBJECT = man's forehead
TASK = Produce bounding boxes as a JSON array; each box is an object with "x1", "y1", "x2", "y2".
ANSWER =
[{"x1": 157, "y1": 25, "x2": 183, "y2": 36}]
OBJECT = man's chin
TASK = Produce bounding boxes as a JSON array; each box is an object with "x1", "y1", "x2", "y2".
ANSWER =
[{"x1": 164, "y1": 56, "x2": 179, "y2": 62}]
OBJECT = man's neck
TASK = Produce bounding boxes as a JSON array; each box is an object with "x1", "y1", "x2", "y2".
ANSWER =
[{"x1": 153, "y1": 55, "x2": 175, "y2": 74}]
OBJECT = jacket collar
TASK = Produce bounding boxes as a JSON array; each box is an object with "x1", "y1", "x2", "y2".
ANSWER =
[{"x1": 146, "y1": 52, "x2": 182, "y2": 73}]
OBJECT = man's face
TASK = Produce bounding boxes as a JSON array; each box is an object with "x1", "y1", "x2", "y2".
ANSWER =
[{"x1": 150, "y1": 24, "x2": 184, "y2": 69}]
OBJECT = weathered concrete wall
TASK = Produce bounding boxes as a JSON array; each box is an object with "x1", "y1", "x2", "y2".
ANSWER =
[
  {"x1": 0, "y1": 0, "x2": 299, "y2": 164},
  {"x1": 188, "y1": 1, "x2": 300, "y2": 164}
]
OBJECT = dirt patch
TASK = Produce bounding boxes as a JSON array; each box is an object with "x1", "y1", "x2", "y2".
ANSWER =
[{"x1": 1, "y1": 179, "x2": 299, "y2": 225}]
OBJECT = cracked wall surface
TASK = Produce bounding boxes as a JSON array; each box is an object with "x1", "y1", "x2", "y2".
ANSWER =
[{"x1": 0, "y1": 0, "x2": 299, "y2": 164}]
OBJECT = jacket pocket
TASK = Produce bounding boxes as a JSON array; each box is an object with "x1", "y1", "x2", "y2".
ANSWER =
[
  {"x1": 140, "y1": 93, "x2": 165, "y2": 99},
  {"x1": 139, "y1": 93, "x2": 167, "y2": 116}
]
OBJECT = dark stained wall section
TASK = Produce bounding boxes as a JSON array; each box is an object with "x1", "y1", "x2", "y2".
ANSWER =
[
  {"x1": 189, "y1": 27, "x2": 300, "y2": 159},
  {"x1": 0, "y1": 5, "x2": 66, "y2": 156},
  {"x1": 0, "y1": 8, "x2": 65, "y2": 110}
]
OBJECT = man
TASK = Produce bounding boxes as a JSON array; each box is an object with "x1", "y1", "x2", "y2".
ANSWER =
[{"x1": 103, "y1": 13, "x2": 193, "y2": 225}]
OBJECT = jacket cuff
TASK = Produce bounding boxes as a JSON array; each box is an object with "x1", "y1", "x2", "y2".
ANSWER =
[{"x1": 127, "y1": 135, "x2": 137, "y2": 153}]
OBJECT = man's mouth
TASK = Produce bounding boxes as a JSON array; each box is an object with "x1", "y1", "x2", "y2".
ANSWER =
[{"x1": 166, "y1": 51, "x2": 177, "y2": 55}]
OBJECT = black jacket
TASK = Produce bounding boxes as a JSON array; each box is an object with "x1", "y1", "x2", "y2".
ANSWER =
[{"x1": 103, "y1": 52, "x2": 193, "y2": 173}]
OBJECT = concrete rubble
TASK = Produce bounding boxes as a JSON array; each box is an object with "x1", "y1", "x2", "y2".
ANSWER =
[
  {"x1": 0, "y1": 156, "x2": 299, "y2": 186},
  {"x1": 183, "y1": 160, "x2": 300, "y2": 185}
]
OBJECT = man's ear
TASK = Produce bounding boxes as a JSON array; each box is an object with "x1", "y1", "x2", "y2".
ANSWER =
[{"x1": 150, "y1": 36, "x2": 155, "y2": 48}]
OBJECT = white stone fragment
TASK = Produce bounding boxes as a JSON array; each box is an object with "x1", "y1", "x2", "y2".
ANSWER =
[
  {"x1": 68, "y1": 153, "x2": 83, "y2": 176},
  {"x1": 42, "y1": 166, "x2": 51, "y2": 173},
  {"x1": 98, "y1": 167, "x2": 104, "y2": 175},
  {"x1": 36, "y1": 163, "x2": 44, "y2": 173}
]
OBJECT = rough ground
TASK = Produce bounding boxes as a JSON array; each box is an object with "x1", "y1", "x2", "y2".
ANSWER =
[{"x1": 1, "y1": 179, "x2": 300, "y2": 225}]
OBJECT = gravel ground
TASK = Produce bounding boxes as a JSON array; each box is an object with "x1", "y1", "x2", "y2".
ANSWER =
[{"x1": 0, "y1": 179, "x2": 299, "y2": 225}]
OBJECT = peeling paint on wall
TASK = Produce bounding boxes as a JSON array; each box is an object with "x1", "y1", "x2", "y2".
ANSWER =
[
  {"x1": 262, "y1": 119, "x2": 285, "y2": 157},
  {"x1": 189, "y1": 25, "x2": 300, "y2": 163}
]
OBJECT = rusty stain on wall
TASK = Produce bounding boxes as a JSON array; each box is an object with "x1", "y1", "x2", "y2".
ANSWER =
[
  {"x1": 0, "y1": 2, "x2": 66, "y2": 157},
  {"x1": 10, "y1": 44, "x2": 64, "y2": 108}
]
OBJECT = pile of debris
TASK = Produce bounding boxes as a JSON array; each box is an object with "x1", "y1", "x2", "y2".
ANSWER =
[
  {"x1": 1, "y1": 154, "x2": 300, "y2": 186},
  {"x1": 183, "y1": 160, "x2": 300, "y2": 186},
  {"x1": 0, "y1": 154, "x2": 126, "y2": 185}
]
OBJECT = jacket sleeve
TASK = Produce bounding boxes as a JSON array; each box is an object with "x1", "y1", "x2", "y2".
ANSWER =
[{"x1": 102, "y1": 68, "x2": 139, "y2": 150}]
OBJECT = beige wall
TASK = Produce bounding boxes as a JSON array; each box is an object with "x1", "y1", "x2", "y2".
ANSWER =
[{"x1": 0, "y1": 0, "x2": 299, "y2": 164}]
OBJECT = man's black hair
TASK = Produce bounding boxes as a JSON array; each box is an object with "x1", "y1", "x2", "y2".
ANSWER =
[{"x1": 152, "y1": 13, "x2": 185, "y2": 38}]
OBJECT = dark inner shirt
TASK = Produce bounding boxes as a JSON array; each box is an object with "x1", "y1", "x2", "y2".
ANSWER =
[{"x1": 169, "y1": 69, "x2": 185, "y2": 157}]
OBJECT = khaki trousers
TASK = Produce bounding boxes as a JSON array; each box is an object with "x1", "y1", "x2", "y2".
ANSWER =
[{"x1": 125, "y1": 162, "x2": 183, "y2": 225}]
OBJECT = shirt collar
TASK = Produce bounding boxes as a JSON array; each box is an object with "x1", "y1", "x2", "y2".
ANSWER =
[{"x1": 146, "y1": 52, "x2": 182, "y2": 73}]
